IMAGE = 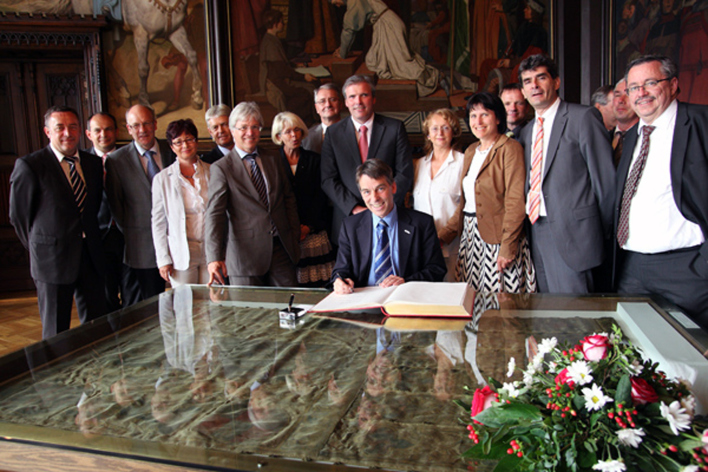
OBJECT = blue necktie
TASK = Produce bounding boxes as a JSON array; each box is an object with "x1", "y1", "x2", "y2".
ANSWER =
[
  {"x1": 374, "y1": 220, "x2": 393, "y2": 285},
  {"x1": 64, "y1": 155, "x2": 86, "y2": 213},
  {"x1": 145, "y1": 150, "x2": 159, "y2": 183}
]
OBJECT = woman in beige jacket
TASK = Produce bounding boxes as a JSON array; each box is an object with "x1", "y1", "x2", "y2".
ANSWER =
[{"x1": 440, "y1": 92, "x2": 536, "y2": 293}]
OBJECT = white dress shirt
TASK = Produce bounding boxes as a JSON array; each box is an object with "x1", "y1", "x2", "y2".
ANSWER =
[
  {"x1": 623, "y1": 99, "x2": 704, "y2": 253},
  {"x1": 413, "y1": 149, "x2": 464, "y2": 258},
  {"x1": 462, "y1": 146, "x2": 491, "y2": 213}
]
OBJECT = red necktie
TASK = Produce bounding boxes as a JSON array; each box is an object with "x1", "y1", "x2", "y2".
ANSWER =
[{"x1": 358, "y1": 125, "x2": 369, "y2": 163}]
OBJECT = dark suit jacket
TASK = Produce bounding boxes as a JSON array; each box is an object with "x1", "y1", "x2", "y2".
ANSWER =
[
  {"x1": 205, "y1": 148, "x2": 300, "y2": 277},
  {"x1": 85, "y1": 146, "x2": 118, "y2": 237},
  {"x1": 321, "y1": 114, "x2": 413, "y2": 241},
  {"x1": 9, "y1": 146, "x2": 104, "y2": 284},
  {"x1": 615, "y1": 101, "x2": 708, "y2": 274},
  {"x1": 519, "y1": 101, "x2": 615, "y2": 272},
  {"x1": 302, "y1": 123, "x2": 325, "y2": 154},
  {"x1": 105, "y1": 140, "x2": 175, "y2": 269},
  {"x1": 279, "y1": 147, "x2": 329, "y2": 232},
  {"x1": 332, "y1": 206, "x2": 446, "y2": 286},
  {"x1": 201, "y1": 146, "x2": 225, "y2": 164}
]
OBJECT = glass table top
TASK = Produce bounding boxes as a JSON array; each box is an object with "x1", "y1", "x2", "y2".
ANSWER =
[{"x1": 0, "y1": 286, "x2": 706, "y2": 472}]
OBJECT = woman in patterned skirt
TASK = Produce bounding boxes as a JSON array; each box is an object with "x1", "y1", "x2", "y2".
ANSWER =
[
  {"x1": 439, "y1": 92, "x2": 535, "y2": 293},
  {"x1": 272, "y1": 112, "x2": 335, "y2": 286}
]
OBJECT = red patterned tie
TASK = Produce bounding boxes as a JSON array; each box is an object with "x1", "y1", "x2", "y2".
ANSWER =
[
  {"x1": 358, "y1": 125, "x2": 369, "y2": 163},
  {"x1": 617, "y1": 125, "x2": 655, "y2": 247},
  {"x1": 528, "y1": 117, "x2": 544, "y2": 224}
]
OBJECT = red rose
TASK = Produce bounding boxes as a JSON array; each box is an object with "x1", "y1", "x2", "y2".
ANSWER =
[
  {"x1": 630, "y1": 377, "x2": 658, "y2": 405},
  {"x1": 554, "y1": 368, "x2": 575, "y2": 388},
  {"x1": 471, "y1": 385, "x2": 497, "y2": 422},
  {"x1": 582, "y1": 334, "x2": 610, "y2": 361}
]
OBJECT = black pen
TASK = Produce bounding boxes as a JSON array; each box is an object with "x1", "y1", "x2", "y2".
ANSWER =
[{"x1": 288, "y1": 293, "x2": 295, "y2": 312}]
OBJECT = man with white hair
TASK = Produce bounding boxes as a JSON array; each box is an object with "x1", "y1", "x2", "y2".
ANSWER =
[
  {"x1": 202, "y1": 104, "x2": 234, "y2": 164},
  {"x1": 205, "y1": 102, "x2": 300, "y2": 287},
  {"x1": 302, "y1": 83, "x2": 343, "y2": 153}
]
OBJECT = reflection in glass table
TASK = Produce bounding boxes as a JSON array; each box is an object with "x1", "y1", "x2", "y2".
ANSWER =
[{"x1": 0, "y1": 286, "x2": 705, "y2": 472}]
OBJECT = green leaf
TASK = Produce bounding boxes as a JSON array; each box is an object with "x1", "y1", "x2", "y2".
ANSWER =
[
  {"x1": 474, "y1": 403, "x2": 544, "y2": 428},
  {"x1": 492, "y1": 453, "x2": 523, "y2": 472},
  {"x1": 679, "y1": 437, "x2": 704, "y2": 451},
  {"x1": 615, "y1": 374, "x2": 632, "y2": 406},
  {"x1": 577, "y1": 448, "x2": 596, "y2": 469},
  {"x1": 572, "y1": 393, "x2": 585, "y2": 411}
]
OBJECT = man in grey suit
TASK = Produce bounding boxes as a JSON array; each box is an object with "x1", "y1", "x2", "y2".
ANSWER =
[
  {"x1": 106, "y1": 104, "x2": 175, "y2": 305},
  {"x1": 201, "y1": 104, "x2": 234, "y2": 164},
  {"x1": 9, "y1": 106, "x2": 106, "y2": 338},
  {"x1": 321, "y1": 74, "x2": 414, "y2": 244},
  {"x1": 205, "y1": 101, "x2": 300, "y2": 287},
  {"x1": 518, "y1": 55, "x2": 615, "y2": 293},
  {"x1": 302, "y1": 83, "x2": 343, "y2": 154}
]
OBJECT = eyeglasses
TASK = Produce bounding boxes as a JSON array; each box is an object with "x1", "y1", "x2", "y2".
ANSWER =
[
  {"x1": 626, "y1": 78, "x2": 671, "y2": 95},
  {"x1": 171, "y1": 137, "x2": 196, "y2": 147},
  {"x1": 127, "y1": 121, "x2": 155, "y2": 131},
  {"x1": 234, "y1": 125, "x2": 262, "y2": 133},
  {"x1": 429, "y1": 125, "x2": 452, "y2": 134},
  {"x1": 281, "y1": 128, "x2": 302, "y2": 136}
]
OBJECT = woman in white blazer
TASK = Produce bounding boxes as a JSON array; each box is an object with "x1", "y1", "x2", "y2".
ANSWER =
[{"x1": 152, "y1": 119, "x2": 211, "y2": 286}]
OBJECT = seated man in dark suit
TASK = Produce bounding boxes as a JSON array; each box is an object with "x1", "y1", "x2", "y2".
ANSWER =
[{"x1": 332, "y1": 159, "x2": 446, "y2": 294}]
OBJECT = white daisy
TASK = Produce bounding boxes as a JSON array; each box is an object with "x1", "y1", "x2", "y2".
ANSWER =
[
  {"x1": 522, "y1": 368, "x2": 537, "y2": 386},
  {"x1": 682, "y1": 466, "x2": 699, "y2": 472},
  {"x1": 660, "y1": 401, "x2": 691, "y2": 435},
  {"x1": 566, "y1": 360, "x2": 594, "y2": 386},
  {"x1": 548, "y1": 361, "x2": 558, "y2": 373},
  {"x1": 507, "y1": 357, "x2": 516, "y2": 378},
  {"x1": 582, "y1": 383, "x2": 613, "y2": 411},
  {"x1": 501, "y1": 382, "x2": 521, "y2": 398},
  {"x1": 616, "y1": 428, "x2": 645, "y2": 448},
  {"x1": 592, "y1": 460, "x2": 626, "y2": 472},
  {"x1": 626, "y1": 359, "x2": 643, "y2": 376},
  {"x1": 538, "y1": 337, "x2": 558, "y2": 355},
  {"x1": 681, "y1": 395, "x2": 696, "y2": 419}
]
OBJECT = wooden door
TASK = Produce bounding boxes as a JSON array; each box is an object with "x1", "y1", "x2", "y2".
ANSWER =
[{"x1": 0, "y1": 57, "x2": 89, "y2": 292}]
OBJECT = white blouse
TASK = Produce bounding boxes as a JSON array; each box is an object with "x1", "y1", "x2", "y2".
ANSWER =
[
  {"x1": 462, "y1": 146, "x2": 491, "y2": 213},
  {"x1": 413, "y1": 149, "x2": 464, "y2": 257}
]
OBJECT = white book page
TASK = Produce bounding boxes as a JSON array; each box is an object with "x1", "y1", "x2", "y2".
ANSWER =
[
  {"x1": 311, "y1": 286, "x2": 397, "y2": 312},
  {"x1": 384, "y1": 282, "x2": 468, "y2": 306}
]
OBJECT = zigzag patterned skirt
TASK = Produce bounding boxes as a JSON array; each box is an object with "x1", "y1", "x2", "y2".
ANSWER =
[{"x1": 456, "y1": 214, "x2": 537, "y2": 293}]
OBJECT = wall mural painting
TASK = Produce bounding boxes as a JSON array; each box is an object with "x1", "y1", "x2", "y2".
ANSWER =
[
  {"x1": 235, "y1": 0, "x2": 551, "y2": 131},
  {"x1": 0, "y1": 0, "x2": 208, "y2": 140},
  {"x1": 614, "y1": 0, "x2": 708, "y2": 105}
]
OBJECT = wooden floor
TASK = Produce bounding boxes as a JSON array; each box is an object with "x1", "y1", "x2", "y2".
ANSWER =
[{"x1": 0, "y1": 291, "x2": 79, "y2": 358}]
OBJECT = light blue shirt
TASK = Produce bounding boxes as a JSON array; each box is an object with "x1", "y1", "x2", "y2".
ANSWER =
[{"x1": 367, "y1": 206, "x2": 400, "y2": 286}]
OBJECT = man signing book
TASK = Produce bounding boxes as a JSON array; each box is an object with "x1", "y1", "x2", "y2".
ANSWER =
[{"x1": 332, "y1": 159, "x2": 446, "y2": 294}]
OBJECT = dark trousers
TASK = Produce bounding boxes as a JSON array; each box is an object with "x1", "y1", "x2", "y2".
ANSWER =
[
  {"x1": 102, "y1": 225, "x2": 132, "y2": 312},
  {"x1": 528, "y1": 217, "x2": 593, "y2": 294},
  {"x1": 229, "y1": 237, "x2": 298, "y2": 287},
  {"x1": 617, "y1": 246, "x2": 708, "y2": 328},
  {"x1": 123, "y1": 267, "x2": 165, "y2": 307},
  {"x1": 35, "y1": 241, "x2": 107, "y2": 339}
]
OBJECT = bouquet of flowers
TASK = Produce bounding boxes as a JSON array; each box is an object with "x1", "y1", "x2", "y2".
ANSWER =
[{"x1": 460, "y1": 325, "x2": 708, "y2": 471}]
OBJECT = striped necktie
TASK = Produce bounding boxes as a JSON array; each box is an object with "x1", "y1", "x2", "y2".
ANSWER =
[
  {"x1": 617, "y1": 125, "x2": 655, "y2": 247},
  {"x1": 64, "y1": 155, "x2": 86, "y2": 213},
  {"x1": 244, "y1": 153, "x2": 269, "y2": 208},
  {"x1": 528, "y1": 117, "x2": 544, "y2": 224},
  {"x1": 374, "y1": 220, "x2": 393, "y2": 285}
]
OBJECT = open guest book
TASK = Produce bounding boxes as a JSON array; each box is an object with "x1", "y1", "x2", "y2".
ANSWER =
[{"x1": 310, "y1": 281, "x2": 475, "y2": 317}]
